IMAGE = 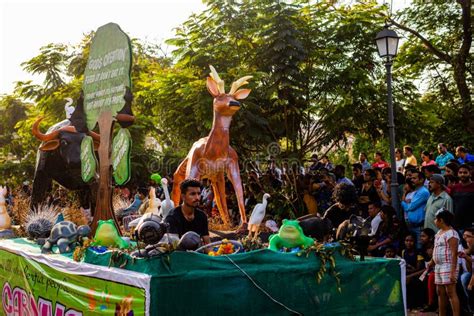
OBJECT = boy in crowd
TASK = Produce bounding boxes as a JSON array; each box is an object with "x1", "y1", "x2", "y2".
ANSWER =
[
  {"x1": 372, "y1": 152, "x2": 390, "y2": 169},
  {"x1": 404, "y1": 145, "x2": 417, "y2": 168}
]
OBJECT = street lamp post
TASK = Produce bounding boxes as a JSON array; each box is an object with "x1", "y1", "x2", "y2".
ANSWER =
[{"x1": 375, "y1": 25, "x2": 400, "y2": 214}]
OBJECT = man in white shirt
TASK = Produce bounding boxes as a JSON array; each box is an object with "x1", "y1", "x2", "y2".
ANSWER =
[{"x1": 368, "y1": 201, "x2": 382, "y2": 236}]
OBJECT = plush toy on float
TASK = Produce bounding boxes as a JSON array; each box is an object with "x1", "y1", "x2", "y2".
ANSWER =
[
  {"x1": 25, "y1": 205, "x2": 60, "y2": 241},
  {"x1": 91, "y1": 219, "x2": 130, "y2": 249},
  {"x1": 0, "y1": 186, "x2": 14, "y2": 238},
  {"x1": 30, "y1": 97, "x2": 100, "y2": 213},
  {"x1": 64, "y1": 98, "x2": 75, "y2": 119},
  {"x1": 268, "y1": 219, "x2": 314, "y2": 252},
  {"x1": 336, "y1": 215, "x2": 371, "y2": 260},
  {"x1": 39, "y1": 221, "x2": 91, "y2": 254},
  {"x1": 159, "y1": 178, "x2": 174, "y2": 219},
  {"x1": 247, "y1": 193, "x2": 270, "y2": 240},
  {"x1": 147, "y1": 187, "x2": 162, "y2": 214},
  {"x1": 298, "y1": 215, "x2": 333, "y2": 242}
]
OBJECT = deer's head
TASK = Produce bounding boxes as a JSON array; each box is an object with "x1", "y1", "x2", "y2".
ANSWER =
[{"x1": 206, "y1": 65, "x2": 252, "y2": 117}]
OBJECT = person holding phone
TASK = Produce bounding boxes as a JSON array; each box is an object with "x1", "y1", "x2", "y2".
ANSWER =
[
  {"x1": 358, "y1": 169, "x2": 380, "y2": 218},
  {"x1": 402, "y1": 170, "x2": 430, "y2": 247}
]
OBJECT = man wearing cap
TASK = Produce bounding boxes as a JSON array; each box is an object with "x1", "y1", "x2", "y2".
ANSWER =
[{"x1": 424, "y1": 174, "x2": 453, "y2": 232}]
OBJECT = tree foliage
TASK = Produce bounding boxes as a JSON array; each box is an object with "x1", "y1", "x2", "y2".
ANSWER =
[{"x1": 391, "y1": 0, "x2": 473, "y2": 147}]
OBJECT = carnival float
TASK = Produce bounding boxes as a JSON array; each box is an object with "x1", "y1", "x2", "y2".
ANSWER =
[{"x1": 0, "y1": 23, "x2": 406, "y2": 316}]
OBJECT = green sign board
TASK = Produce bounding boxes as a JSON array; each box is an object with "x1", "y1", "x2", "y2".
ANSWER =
[
  {"x1": 80, "y1": 136, "x2": 97, "y2": 183},
  {"x1": 83, "y1": 23, "x2": 132, "y2": 130},
  {"x1": 111, "y1": 128, "x2": 132, "y2": 185},
  {"x1": 0, "y1": 247, "x2": 148, "y2": 315}
]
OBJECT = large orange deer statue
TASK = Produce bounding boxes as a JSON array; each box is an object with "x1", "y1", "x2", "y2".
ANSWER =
[{"x1": 171, "y1": 66, "x2": 252, "y2": 227}]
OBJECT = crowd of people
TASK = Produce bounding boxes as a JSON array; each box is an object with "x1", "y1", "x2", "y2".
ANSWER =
[
  {"x1": 3, "y1": 142, "x2": 474, "y2": 314},
  {"x1": 252, "y1": 143, "x2": 474, "y2": 315}
]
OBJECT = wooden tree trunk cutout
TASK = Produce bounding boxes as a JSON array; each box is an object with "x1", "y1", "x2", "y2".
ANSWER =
[{"x1": 91, "y1": 111, "x2": 121, "y2": 234}]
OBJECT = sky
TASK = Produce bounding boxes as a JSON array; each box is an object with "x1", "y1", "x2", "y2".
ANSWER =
[
  {"x1": 0, "y1": 0, "x2": 206, "y2": 94},
  {"x1": 0, "y1": 0, "x2": 410, "y2": 95}
]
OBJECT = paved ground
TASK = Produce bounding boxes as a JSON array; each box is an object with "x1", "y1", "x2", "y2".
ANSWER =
[
  {"x1": 408, "y1": 307, "x2": 474, "y2": 315},
  {"x1": 408, "y1": 309, "x2": 437, "y2": 316}
]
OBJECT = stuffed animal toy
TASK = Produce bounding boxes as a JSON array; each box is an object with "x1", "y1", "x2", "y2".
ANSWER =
[
  {"x1": 92, "y1": 220, "x2": 129, "y2": 249},
  {"x1": 0, "y1": 186, "x2": 11, "y2": 231},
  {"x1": 159, "y1": 178, "x2": 174, "y2": 219},
  {"x1": 268, "y1": 219, "x2": 314, "y2": 252},
  {"x1": 247, "y1": 193, "x2": 270, "y2": 240}
]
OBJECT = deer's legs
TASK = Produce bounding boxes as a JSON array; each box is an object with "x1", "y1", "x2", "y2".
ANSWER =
[
  {"x1": 171, "y1": 158, "x2": 188, "y2": 206},
  {"x1": 211, "y1": 173, "x2": 230, "y2": 226},
  {"x1": 226, "y1": 150, "x2": 247, "y2": 225}
]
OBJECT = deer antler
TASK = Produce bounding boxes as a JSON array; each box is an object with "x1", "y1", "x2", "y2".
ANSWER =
[
  {"x1": 229, "y1": 75, "x2": 253, "y2": 95},
  {"x1": 209, "y1": 65, "x2": 225, "y2": 94}
]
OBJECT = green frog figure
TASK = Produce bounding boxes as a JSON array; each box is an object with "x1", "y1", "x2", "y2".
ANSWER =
[
  {"x1": 92, "y1": 220, "x2": 129, "y2": 249},
  {"x1": 268, "y1": 219, "x2": 314, "y2": 252}
]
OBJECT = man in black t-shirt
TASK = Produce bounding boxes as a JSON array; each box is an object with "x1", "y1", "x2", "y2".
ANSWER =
[
  {"x1": 322, "y1": 183, "x2": 359, "y2": 230},
  {"x1": 351, "y1": 163, "x2": 364, "y2": 194},
  {"x1": 308, "y1": 154, "x2": 323, "y2": 174},
  {"x1": 165, "y1": 178, "x2": 211, "y2": 244}
]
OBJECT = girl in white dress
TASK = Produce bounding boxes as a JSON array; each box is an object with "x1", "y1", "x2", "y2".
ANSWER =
[{"x1": 427, "y1": 209, "x2": 460, "y2": 316}]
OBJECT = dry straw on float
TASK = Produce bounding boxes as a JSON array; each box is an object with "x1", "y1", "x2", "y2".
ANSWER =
[
  {"x1": 208, "y1": 216, "x2": 238, "y2": 232},
  {"x1": 63, "y1": 207, "x2": 89, "y2": 226},
  {"x1": 113, "y1": 192, "x2": 130, "y2": 218},
  {"x1": 12, "y1": 194, "x2": 30, "y2": 225},
  {"x1": 239, "y1": 236, "x2": 265, "y2": 251},
  {"x1": 10, "y1": 194, "x2": 30, "y2": 236},
  {"x1": 72, "y1": 238, "x2": 91, "y2": 262}
]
